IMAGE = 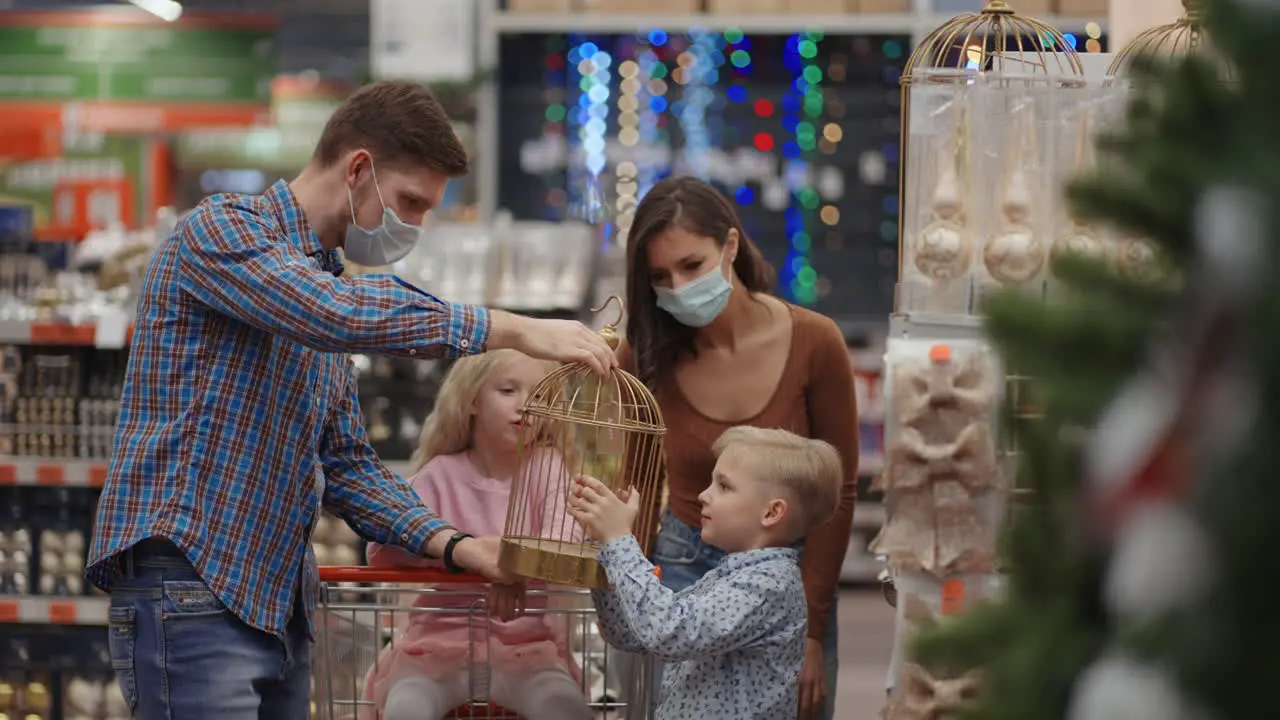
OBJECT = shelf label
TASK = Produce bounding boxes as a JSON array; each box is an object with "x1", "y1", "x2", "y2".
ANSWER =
[
  {"x1": 48, "y1": 600, "x2": 78, "y2": 624},
  {"x1": 35, "y1": 464, "x2": 66, "y2": 485},
  {"x1": 94, "y1": 308, "x2": 130, "y2": 349},
  {"x1": 940, "y1": 578, "x2": 965, "y2": 616},
  {"x1": 0, "y1": 601, "x2": 17, "y2": 623},
  {"x1": 29, "y1": 322, "x2": 95, "y2": 345},
  {"x1": 88, "y1": 465, "x2": 110, "y2": 487}
]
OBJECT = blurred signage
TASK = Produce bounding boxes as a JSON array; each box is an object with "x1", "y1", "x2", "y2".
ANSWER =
[
  {"x1": 0, "y1": 10, "x2": 278, "y2": 132},
  {"x1": 371, "y1": 0, "x2": 475, "y2": 83},
  {"x1": 174, "y1": 76, "x2": 351, "y2": 172}
]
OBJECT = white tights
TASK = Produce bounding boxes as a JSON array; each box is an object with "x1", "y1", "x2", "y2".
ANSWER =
[{"x1": 383, "y1": 667, "x2": 590, "y2": 720}]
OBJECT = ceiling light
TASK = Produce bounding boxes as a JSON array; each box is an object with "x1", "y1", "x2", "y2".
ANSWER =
[{"x1": 128, "y1": 0, "x2": 183, "y2": 22}]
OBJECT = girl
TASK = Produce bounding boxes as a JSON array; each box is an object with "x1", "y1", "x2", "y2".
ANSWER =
[
  {"x1": 619, "y1": 176, "x2": 860, "y2": 720},
  {"x1": 362, "y1": 350, "x2": 590, "y2": 720}
]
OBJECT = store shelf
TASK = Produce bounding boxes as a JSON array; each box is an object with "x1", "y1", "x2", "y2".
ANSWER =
[
  {"x1": 889, "y1": 311, "x2": 984, "y2": 341},
  {"x1": 0, "y1": 458, "x2": 424, "y2": 488},
  {"x1": 0, "y1": 595, "x2": 108, "y2": 626},
  {"x1": 0, "y1": 459, "x2": 109, "y2": 488},
  {"x1": 491, "y1": 11, "x2": 1107, "y2": 35},
  {"x1": 0, "y1": 320, "x2": 132, "y2": 346}
]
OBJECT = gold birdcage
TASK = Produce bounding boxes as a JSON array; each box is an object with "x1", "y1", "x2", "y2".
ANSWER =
[
  {"x1": 896, "y1": 0, "x2": 1082, "y2": 285},
  {"x1": 499, "y1": 296, "x2": 666, "y2": 589},
  {"x1": 1106, "y1": 0, "x2": 1232, "y2": 80}
]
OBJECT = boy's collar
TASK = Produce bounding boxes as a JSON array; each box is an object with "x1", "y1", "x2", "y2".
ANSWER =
[{"x1": 718, "y1": 545, "x2": 800, "y2": 570}]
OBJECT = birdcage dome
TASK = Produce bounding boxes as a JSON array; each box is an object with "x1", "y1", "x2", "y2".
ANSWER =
[
  {"x1": 1106, "y1": 0, "x2": 1232, "y2": 80},
  {"x1": 523, "y1": 362, "x2": 664, "y2": 436},
  {"x1": 499, "y1": 300, "x2": 667, "y2": 588},
  {"x1": 905, "y1": 0, "x2": 1083, "y2": 79}
]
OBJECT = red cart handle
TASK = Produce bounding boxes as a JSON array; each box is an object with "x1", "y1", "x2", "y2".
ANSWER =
[{"x1": 318, "y1": 566, "x2": 488, "y2": 584}]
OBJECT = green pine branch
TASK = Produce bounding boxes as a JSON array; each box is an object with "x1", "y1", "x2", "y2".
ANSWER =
[{"x1": 907, "y1": 33, "x2": 1232, "y2": 719}]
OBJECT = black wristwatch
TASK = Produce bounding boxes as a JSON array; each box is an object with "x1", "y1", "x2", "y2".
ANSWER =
[{"x1": 442, "y1": 531, "x2": 474, "y2": 573}]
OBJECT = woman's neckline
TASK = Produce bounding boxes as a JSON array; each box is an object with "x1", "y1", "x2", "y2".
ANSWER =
[{"x1": 667, "y1": 301, "x2": 800, "y2": 425}]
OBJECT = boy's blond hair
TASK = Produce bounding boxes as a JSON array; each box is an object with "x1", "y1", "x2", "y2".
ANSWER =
[{"x1": 711, "y1": 426, "x2": 843, "y2": 538}]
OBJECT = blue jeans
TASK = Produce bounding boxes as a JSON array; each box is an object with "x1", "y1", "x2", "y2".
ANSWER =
[
  {"x1": 652, "y1": 511, "x2": 840, "y2": 720},
  {"x1": 106, "y1": 538, "x2": 312, "y2": 720}
]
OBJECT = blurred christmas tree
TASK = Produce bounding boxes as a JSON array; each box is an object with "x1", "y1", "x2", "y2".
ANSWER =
[{"x1": 909, "y1": 0, "x2": 1280, "y2": 717}]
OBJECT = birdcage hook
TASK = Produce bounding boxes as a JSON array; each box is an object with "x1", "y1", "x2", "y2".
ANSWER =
[{"x1": 590, "y1": 295, "x2": 625, "y2": 350}]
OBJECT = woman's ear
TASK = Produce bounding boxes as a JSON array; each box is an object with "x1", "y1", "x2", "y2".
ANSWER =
[{"x1": 724, "y1": 228, "x2": 740, "y2": 265}]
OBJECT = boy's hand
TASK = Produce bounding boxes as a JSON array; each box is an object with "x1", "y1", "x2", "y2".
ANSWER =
[{"x1": 567, "y1": 475, "x2": 639, "y2": 544}]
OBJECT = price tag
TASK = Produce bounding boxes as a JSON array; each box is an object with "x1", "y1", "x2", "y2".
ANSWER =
[
  {"x1": 35, "y1": 464, "x2": 65, "y2": 486},
  {"x1": 94, "y1": 308, "x2": 129, "y2": 349},
  {"x1": 940, "y1": 578, "x2": 966, "y2": 616},
  {"x1": 0, "y1": 601, "x2": 18, "y2": 623},
  {"x1": 48, "y1": 600, "x2": 78, "y2": 624}
]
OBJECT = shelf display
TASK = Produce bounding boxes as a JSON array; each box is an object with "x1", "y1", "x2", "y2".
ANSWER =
[
  {"x1": 870, "y1": 339, "x2": 1003, "y2": 577},
  {"x1": 881, "y1": 2, "x2": 1100, "y2": 712}
]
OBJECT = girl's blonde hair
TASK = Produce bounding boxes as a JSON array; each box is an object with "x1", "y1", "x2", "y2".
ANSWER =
[{"x1": 410, "y1": 350, "x2": 558, "y2": 473}]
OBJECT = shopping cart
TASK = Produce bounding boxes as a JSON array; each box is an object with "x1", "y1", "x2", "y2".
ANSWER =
[{"x1": 314, "y1": 566, "x2": 653, "y2": 720}]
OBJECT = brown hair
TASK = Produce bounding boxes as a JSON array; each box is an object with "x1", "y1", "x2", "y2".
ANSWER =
[
  {"x1": 624, "y1": 176, "x2": 775, "y2": 387},
  {"x1": 313, "y1": 80, "x2": 469, "y2": 177},
  {"x1": 712, "y1": 426, "x2": 843, "y2": 538}
]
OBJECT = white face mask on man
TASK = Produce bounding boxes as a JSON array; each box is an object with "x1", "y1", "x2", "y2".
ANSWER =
[{"x1": 344, "y1": 158, "x2": 420, "y2": 267}]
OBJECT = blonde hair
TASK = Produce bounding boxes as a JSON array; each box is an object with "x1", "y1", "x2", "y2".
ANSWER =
[
  {"x1": 711, "y1": 426, "x2": 843, "y2": 536},
  {"x1": 410, "y1": 350, "x2": 556, "y2": 473}
]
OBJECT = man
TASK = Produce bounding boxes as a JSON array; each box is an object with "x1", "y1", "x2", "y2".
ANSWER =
[{"x1": 87, "y1": 81, "x2": 616, "y2": 719}]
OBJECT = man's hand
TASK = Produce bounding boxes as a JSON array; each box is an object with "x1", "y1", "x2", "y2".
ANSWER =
[
  {"x1": 798, "y1": 637, "x2": 827, "y2": 719},
  {"x1": 488, "y1": 582, "x2": 527, "y2": 622},
  {"x1": 449, "y1": 535, "x2": 520, "y2": 583},
  {"x1": 489, "y1": 311, "x2": 617, "y2": 377},
  {"x1": 567, "y1": 476, "x2": 639, "y2": 544}
]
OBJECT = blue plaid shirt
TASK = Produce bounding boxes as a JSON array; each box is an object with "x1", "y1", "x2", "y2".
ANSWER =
[{"x1": 87, "y1": 180, "x2": 489, "y2": 636}]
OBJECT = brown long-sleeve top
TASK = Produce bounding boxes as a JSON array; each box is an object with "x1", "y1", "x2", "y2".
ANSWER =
[{"x1": 618, "y1": 304, "x2": 859, "y2": 641}]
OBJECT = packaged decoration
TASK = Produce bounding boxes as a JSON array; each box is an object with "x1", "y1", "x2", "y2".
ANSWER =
[
  {"x1": 869, "y1": 339, "x2": 1004, "y2": 578},
  {"x1": 970, "y1": 75, "x2": 1056, "y2": 305},
  {"x1": 899, "y1": 69, "x2": 981, "y2": 315}
]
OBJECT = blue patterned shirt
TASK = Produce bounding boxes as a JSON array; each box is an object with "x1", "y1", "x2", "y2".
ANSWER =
[
  {"x1": 86, "y1": 180, "x2": 489, "y2": 636},
  {"x1": 592, "y1": 536, "x2": 807, "y2": 720}
]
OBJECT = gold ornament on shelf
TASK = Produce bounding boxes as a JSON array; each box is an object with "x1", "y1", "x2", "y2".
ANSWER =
[
  {"x1": 499, "y1": 296, "x2": 666, "y2": 589},
  {"x1": 1115, "y1": 236, "x2": 1162, "y2": 281},
  {"x1": 983, "y1": 100, "x2": 1046, "y2": 285},
  {"x1": 914, "y1": 106, "x2": 973, "y2": 282},
  {"x1": 896, "y1": 0, "x2": 1083, "y2": 284},
  {"x1": 1053, "y1": 106, "x2": 1110, "y2": 271}
]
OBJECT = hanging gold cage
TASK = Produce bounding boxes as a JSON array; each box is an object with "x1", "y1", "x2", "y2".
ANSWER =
[
  {"x1": 896, "y1": 0, "x2": 1083, "y2": 284},
  {"x1": 1105, "y1": 0, "x2": 1231, "y2": 80},
  {"x1": 499, "y1": 296, "x2": 666, "y2": 589}
]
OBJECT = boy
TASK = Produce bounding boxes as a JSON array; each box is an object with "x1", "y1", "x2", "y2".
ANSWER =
[{"x1": 568, "y1": 426, "x2": 844, "y2": 720}]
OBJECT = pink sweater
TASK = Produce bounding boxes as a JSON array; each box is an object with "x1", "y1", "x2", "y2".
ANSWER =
[{"x1": 361, "y1": 450, "x2": 583, "y2": 713}]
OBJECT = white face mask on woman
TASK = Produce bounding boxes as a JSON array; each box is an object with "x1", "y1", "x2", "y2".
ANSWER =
[
  {"x1": 343, "y1": 159, "x2": 419, "y2": 267},
  {"x1": 653, "y1": 250, "x2": 734, "y2": 328}
]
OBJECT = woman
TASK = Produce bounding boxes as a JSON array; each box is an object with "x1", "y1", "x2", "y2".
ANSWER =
[{"x1": 617, "y1": 176, "x2": 859, "y2": 720}]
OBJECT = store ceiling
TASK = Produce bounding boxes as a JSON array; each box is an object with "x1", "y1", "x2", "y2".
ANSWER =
[{"x1": 2, "y1": 0, "x2": 372, "y2": 77}]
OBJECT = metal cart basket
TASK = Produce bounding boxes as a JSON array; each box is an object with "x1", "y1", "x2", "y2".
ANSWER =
[{"x1": 313, "y1": 566, "x2": 652, "y2": 720}]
